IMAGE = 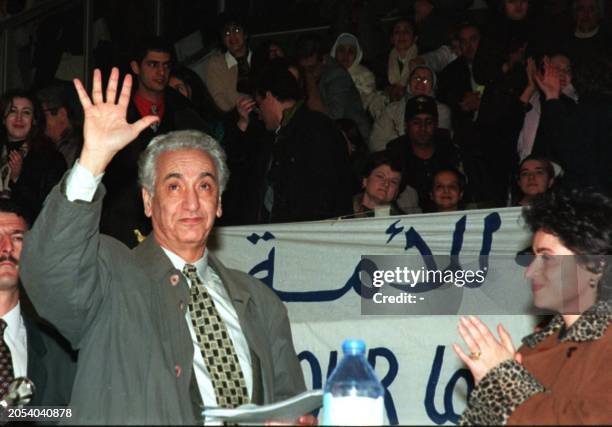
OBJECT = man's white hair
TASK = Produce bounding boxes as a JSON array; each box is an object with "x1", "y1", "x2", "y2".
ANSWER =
[{"x1": 138, "y1": 130, "x2": 230, "y2": 195}]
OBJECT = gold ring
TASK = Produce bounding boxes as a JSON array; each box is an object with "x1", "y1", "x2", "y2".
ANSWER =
[{"x1": 469, "y1": 351, "x2": 481, "y2": 360}]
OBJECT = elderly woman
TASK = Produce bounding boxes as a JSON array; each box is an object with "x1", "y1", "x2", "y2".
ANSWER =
[
  {"x1": 454, "y1": 186, "x2": 612, "y2": 425},
  {"x1": 351, "y1": 151, "x2": 407, "y2": 218},
  {"x1": 330, "y1": 33, "x2": 387, "y2": 119},
  {"x1": 369, "y1": 64, "x2": 451, "y2": 152}
]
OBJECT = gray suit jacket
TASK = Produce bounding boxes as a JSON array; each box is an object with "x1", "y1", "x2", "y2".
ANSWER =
[{"x1": 20, "y1": 182, "x2": 305, "y2": 425}]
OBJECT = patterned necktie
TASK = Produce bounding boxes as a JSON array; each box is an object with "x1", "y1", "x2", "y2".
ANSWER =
[
  {"x1": 0, "y1": 319, "x2": 14, "y2": 398},
  {"x1": 236, "y1": 55, "x2": 251, "y2": 94},
  {"x1": 183, "y1": 264, "x2": 249, "y2": 408}
]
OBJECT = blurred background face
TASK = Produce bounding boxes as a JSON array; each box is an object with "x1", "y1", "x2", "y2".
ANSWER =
[
  {"x1": 3, "y1": 97, "x2": 33, "y2": 141},
  {"x1": 458, "y1": 26, "x2": 481, "y2": 62},
  {"x1": 409, "y1": 68, "x2": 434, "y2": 96},
  {"x1": 335, "y1": 44, "x2": 357, "y2": 70},
  {"x1": 431, "y1": 171, "x2": 463, "y2": 211},
  {"x1": 414, "y1": 0, "x2": 434, "y2": 22},
  {"x1": 575, "y1": 0, "x2": 600, "y2": 32},
  {"x1": 549, "y1": 55, "x2": 572, "y2": 88},
  {"x1": 223, "y1": 24, "x2": 247, "y2": 57},
  {"x1": 42, "y1": 103, "x2": 69, "y2": 143},
  {"x1": 169, "y1": 76, "x2": 192, "y2": 99},
  {"x1": 132, "y1": 51, "x2": 171, "y2": 94},
  {"x1": 505, "y1": 0, "x2": 529, "y2": 20},
  {"x1": 268, "y1": 43, "x2": 284, "y2": 60},
  {"x1": 519, "y1": 159, "x2": 553, "y2": 197},
  {"x1": 407, "y1": 113, "x2": 435, "y2": 146},
  {"x1": 391, "y1": 21, "x2": 415, "y2": 52},
  {"x1": 363, "y1": 164, "x2": 401, "y2": 205},
  {"x1": 526, "y1": 230, "x2": 598, "y2": 313}
]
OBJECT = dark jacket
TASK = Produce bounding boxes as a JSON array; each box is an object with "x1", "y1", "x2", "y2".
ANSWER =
[
  {"x1": 24, "y1": 315, "x2": 76, "y2": 407},
  {"x1": 10, "y1": 139, "x2": 66, "y2": 221},
  {"x1": 267, "y1": 103, "x2": 354, "y2": 223},
  {"x1": 100, "y1": 87, "x2": 211, "y2": 247},
  {"x1": 386, "y1": 131, "x2": 460, "y2": 212},
  {"x1": 535, "y1": 93, "x2": 612, "y2": 192},
  {"x1": 437, "y1": 57, "x2": 477, "y2": 135}
]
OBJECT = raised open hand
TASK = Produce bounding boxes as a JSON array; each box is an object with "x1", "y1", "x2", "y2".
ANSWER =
[{"x1": 73, "y1": 67, "x2": 159, "y2": 176}]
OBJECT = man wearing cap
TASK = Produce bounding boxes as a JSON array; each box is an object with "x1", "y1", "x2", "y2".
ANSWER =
[{"x1": 386, "y1": 95, "x2": 460, "y2": 212}]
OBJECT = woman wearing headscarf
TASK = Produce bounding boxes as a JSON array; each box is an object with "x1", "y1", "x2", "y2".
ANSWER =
[{"x1": 368, "y1": 64, "x2": 451, "y2": 152}]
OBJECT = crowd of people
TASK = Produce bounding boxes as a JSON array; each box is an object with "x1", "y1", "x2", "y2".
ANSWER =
[
  {"x1": 1, "y1": 0, "x2": 611, "y2": 244},
  {"x1": 0, "y1": 0, "x2": 610, "y2": 425}
]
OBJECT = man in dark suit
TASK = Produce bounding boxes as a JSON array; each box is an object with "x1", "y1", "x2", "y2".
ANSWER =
[
  {"x1": 0, "y1": 199, "x2": 74, "y2": 407},
  {"x1": 20, "y1": 68, "x2": 308, "y2": 424},
  {"x1": 437, "y1": 22, "x2": 491, "y2": 204},
  {"x1": 101, "y1": 36, "x2": 211, "y2": 248}
]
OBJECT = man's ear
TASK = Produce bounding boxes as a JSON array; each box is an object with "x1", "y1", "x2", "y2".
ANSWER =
[
  {"x1": 142, "y1": 188, "x2": 153, "y2": 218},
  {"x1": 130, "y1": 60, "x2": 140, "y2": 76}
]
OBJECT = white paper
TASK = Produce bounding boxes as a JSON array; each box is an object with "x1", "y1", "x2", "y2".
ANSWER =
[{"x1": 203, "y1": 389, "x2": 323, "y2": 424}]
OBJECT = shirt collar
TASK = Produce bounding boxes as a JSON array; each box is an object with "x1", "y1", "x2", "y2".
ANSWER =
[
  {"x1": 2, "y1": 302, "x2": 23, "y2": 342},
  {"x1": 522, "y1": 300, "x2": 612, "y2": 347},
  {"x1": 224, "y1": 50, "x2": 252, "y2": 69},
  {"x1": 575, "y1": 26, "x2": 599, "y2": 39},
  {"x1": 161, "y1": 247, "x2": 208, "y2": 281}
]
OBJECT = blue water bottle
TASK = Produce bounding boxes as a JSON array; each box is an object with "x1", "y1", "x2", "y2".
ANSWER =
[{"x1": 322, "y1": 339, "x2": 385, "y2": 425}]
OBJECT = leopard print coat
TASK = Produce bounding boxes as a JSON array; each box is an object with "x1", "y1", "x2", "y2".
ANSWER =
[{"x1": 459, "y1": 301, "x2": 612, "y2": 425}]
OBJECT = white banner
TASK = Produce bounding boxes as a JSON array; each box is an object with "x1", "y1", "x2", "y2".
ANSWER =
[{"x1": 211, "y1": 207, "x2": 536, "y2": 425}]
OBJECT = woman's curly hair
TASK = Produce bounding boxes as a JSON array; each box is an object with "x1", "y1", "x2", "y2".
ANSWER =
[{"x1": 523, "y1": 186, "x2": 612, "y2": 302}]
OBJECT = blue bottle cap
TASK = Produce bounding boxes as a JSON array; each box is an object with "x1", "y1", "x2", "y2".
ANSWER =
[{"x1": 342, "y1": 339, "x2": 366, "y2": 355}]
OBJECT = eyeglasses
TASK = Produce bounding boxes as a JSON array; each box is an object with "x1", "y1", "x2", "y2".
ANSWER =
[
  {"x1": 412, "y1": 76, "x2": 431, "y2": 84},
  {"x1": 223, "y1": 26, "x2": 244, "y2": 37}
]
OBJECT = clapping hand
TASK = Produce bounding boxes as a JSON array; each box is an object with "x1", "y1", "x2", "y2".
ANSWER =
[
  {"x1": 236, "y1": 96, "x2": 257, "y2": 132},
  {"x1": 73, "y1": 67, "x2": 159, "y2": 176},
  {"x1": 534, "y1": 56, "x2": 561, "y2": 101},
  {"x1": 8, "y1": 150, "x2": 23, "y2": 182},
  {"x1": 452, "y1": 316, "x2": 520, "y2": 385}
]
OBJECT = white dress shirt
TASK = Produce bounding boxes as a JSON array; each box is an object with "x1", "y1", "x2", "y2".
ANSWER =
[
  {"x1": 2, "y1": 302, "x2": 27, "y2": 378},
  {"x1": 65, "y1": 161, "x2": 253, "y2": 407}
]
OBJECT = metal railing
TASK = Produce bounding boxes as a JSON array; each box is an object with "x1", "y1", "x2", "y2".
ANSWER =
[{"x1": 0, "y1": 0, "x2": 165, "y2": 93}]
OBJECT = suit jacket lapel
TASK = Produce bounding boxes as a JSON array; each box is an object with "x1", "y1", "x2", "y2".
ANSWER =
[{"x1": 132, "y1": 236, "x2": 193, "y2": 368}]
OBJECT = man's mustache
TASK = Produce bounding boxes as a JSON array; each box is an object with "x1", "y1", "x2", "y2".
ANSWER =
[{"x1": 0, "y1": 255, "x2": 18, "y2": 266}]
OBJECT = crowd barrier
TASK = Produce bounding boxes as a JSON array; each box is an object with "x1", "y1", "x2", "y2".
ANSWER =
[{"x1": 212, "y1": 207, "x2": 536, "y2": 425}]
